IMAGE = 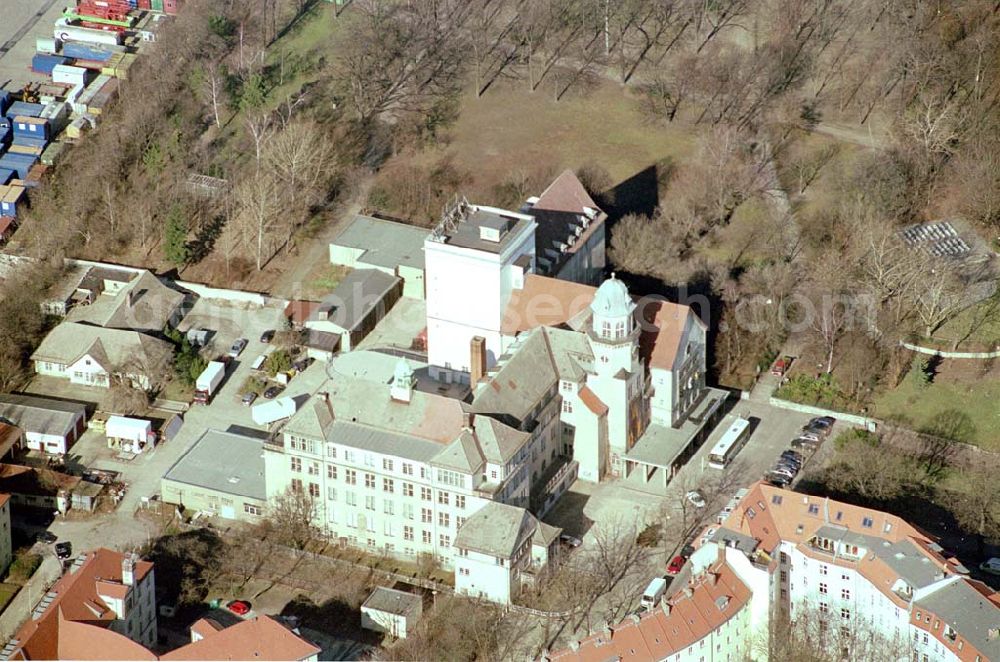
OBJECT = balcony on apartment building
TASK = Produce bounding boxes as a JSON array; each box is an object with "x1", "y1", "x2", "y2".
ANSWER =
[{"x1": 529, "y1": 455, "x2": 578, "y2": 516}]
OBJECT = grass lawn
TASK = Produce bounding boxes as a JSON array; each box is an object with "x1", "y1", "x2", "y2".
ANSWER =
[
  {"x1": 162, "y1": 379, "x2": 194, "y2": 403},
  {"x1": 0, "y1": 583, "x2": 19, "y2": 612},
  {"x1": 874, "y1": 372, "x2": 1000, "y2": 450},
  {"x1": 921, "y1": 297, "x2": 1000, "y2": 350},
  {"x1": 401, "y1": 77, "x2": 696, "y2": 197}
]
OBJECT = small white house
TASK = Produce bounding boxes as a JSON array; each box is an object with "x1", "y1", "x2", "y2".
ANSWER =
[{"x1": 360, "y1": 587, "x2": 423, "y2": 639}]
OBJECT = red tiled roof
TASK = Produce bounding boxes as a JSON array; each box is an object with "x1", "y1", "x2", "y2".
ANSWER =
[
  {"x1": 578, "y1": 386, "x2": 608, "y2": 416},
  {"x1": 10, "y1": 548, "x2": 154, "y2": 661},
  {"x1": 56, "y1": 614, "x2": 157, "y2": 661},
  {"x1": 501, "y1": 275, "x2": 595, "y2": 335},
  {"x1": 550, "y1": 557, "x2": 751, "y2": 662},
  {"x1": 638, "y1": 299, "x2": 700, "y2": 371},
  {"x1": 533, "y1": 170, "x2": 601, "y2": 215},
  {"x1": 283, "y1": 300, "x2": 320, "y2": 326},
  {"x1": 161, "y1": 616, "x2": 320, "y2": 661}
]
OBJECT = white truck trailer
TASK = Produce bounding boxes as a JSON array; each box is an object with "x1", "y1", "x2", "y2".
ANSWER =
[
  {"x1": 193, "y1": 361, "x2": 226, "y2": 405},
  {"x1": 54, "y1": 19, "x2": 123, "y2": 47}
]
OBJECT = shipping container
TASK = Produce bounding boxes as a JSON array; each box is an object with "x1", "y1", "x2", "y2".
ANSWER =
[
  {"x1": 136, "y1": 0, "x2": 150, "y2": 10},
  {"x1": 4, "y1": 101, "x2": 44, "y2": 119},
  {"x1": 0, "y1": 91, "x2": 10, "y2": 116},
  {"x1": 35, "y1": 37, "x2": 59, "y2": 54},
  {"x1": 0, "y1": 155, "x2": 38, "y2": 180},
  {"x1": 60, "y1": 40, "x2": 120, "y2": 62},
  {"x1": 12, "y1": 135, "x2": 47, "y2": 151},
  {"x1": 0, "y1": 169, "x2": 13, "y2": 186},
  {"x1": 52, "y1": 64, "x2": 90, "y2": 87},
  {"x1": 39, "y1": 102, "x2": 70, "y2": 134},
  {"x1": 11, "y1": 116, "x2": 51, "y2": 141},
  {"x1": 8, "y1": 144, "x2": 44, "y2": 158},
  {"x1": 0, "y1": 185, "x2": 26, "y2": 218},
  {"x1": 54, "y1": 19, "x2": 123, "y2": 46},
  {"x1": 31, "y1": 53, "x2": 70, "y2": 75},
  {"x1": 25, "y1": 164, "x2": 47, "y2": 187},
  {"x1": 41, "y1": 141, "x2": 67, "y2": 166}
]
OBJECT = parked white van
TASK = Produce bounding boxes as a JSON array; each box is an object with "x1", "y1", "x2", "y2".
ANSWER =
[{"x1": 640, "y1": 577, "x2": 667, "y2": 609}]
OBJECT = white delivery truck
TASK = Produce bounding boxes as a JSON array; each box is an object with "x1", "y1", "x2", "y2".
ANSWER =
[
  {"x1": 251, "y1": 397, "x2": 297, "y2": 426},
  {"x1": 193, "y1": 361, "x2": 226, "y2": 405},
  {"x1": 105, "y1": 416, "x2": 154, "y2": 453},
  {"x1": 640, "y1": 577, "x2": 667, "y2": 610}
]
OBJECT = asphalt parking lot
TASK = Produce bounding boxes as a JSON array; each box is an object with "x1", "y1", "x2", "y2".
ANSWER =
[{"x1": 0, "y1": 0, "x2": 65, "y2": 91}]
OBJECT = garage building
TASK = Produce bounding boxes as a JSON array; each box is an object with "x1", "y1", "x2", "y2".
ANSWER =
[{"x1": 161, "y1": 429, "x2": 267, "y2": 521}]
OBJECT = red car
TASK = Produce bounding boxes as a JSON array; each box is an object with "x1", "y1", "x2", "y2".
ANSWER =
[
  {"x1": 667, "y1": 555, "x2": 686, "y2": 575},
  {"x1": 771, "y1": 356, "x2": 793, "y2": 377},
  {"x1": 226, "y1": 600, "x2": 251, "y2": 616}
]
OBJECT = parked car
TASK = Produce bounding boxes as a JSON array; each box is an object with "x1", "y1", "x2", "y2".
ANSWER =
[
  {"x1": 686, "y1": 490, "x2": 707, "y2": 509},
  {"x1": 667, "y1": 555, "x2": 686, "y2": 575},
  {"x1": 771, "y1": 466, "x2": 797, "y2": 479},
  {"x1": 980, "y1": 558, "x2": 1000, "y2": 575},
  {"x1": 766, "y1": 472, "x2": 791, "y2": 487},
  {"x1": 293, "y1": 357, "x2": 313, "y2": 373},
  {"x1": 263, "y1": 385, "x2": 284, "y2": 399},
  {"x1": 781, "y1": 450, "x2": 804, "y2": 463},
  {"x1": 777, "y1": 454, "x2": 802, "y2": 469},
  {"x1": 35, "y1": 531, "x2": 57, "y2": 544},
  {"x1": 770, "y1": 356, "x2": 793, "y2": 376},
  {"x1": 241, "y1": 392, "x2": 257, "y2": 407},
  {"x1": 228, "y1": 338, "x2": 248, "y2": 358},
  {"x1": 680, "y1": 544, "x2": 696, "y2": 558},
  {"x1": 803, "y1": 416, "x2": 835, "y2": 437},
  {"x1": 559, "y1": 534, "x2": 583, "y2": 548},
  {"x1": 55, "y1": 541, "x2": 72, "y2": 559},
  {"x1": 259, "y1": 330, "x2": 275, "y2": 344},
  {"x1": 226, "y1": 599, "x2": 251, "y2": 616},
  {"x1": 792, "y1": 437, "x2": 821, "y2": 451}
]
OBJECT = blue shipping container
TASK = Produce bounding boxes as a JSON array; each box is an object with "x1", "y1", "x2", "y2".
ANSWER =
[
  {"x1": 0, "y1": 91, "x2": 10, "y2": 116},
  {"x1": 12, "y1": 134, "x2": 47, "y2": 150},
  {"x1": 60, "y1": 41, "x2": 116, "y2": 62},
  {"x1": 4, "y1": 102, "x2": 44, "y2": 119},
  {"x1": 31, "y1": 53, "x2": 70, "y2": 75},
  {"x1": 0, "y1": 168, "x2": 13, "y2": 185},
  {"x1": 0, "y1": 125, "x2": 9, "y2": 147},
  {"x1": 0, "y1": 156, "x2": 34, "y2": 180},
  {"x1": 12, "y1": 117, "x2": 51, "y2": 140}
]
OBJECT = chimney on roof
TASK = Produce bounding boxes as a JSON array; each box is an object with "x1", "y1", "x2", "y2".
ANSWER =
[
  {"x1": 684, "y1": 587, "x2": 694, "y2": 598},
  {"x1": 462, "y1": 411, "x2": 474, "y2": 432},
  {"x1": 709, "y1": 572, "x2": 719, "y2": 586},
  {"x1": 660, "y1": 597, "x2": 671, "y2": 615},
  {"x1": 602, "y1": 622, "x2": 612, "y2": 638},
  {"x1": 121, "y1": 553, "x2": 135, "y2": 586},
  {"x1": 126, "y1": 289, "x2": 135, "y2": 309},
  {"x1": 569, "y1": 641, "x2": 580, "y2": 652},
  {"x1": 470, "y1": 336, "x2": 487, "y2": 386}
]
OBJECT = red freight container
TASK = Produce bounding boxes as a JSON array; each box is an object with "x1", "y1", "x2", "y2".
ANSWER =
[
  {"x1": 136, "y1": 0, "x2": 150, "y2": 9},
  {"x1": 163, "y1": 0, "x2": 182, "y2": 14}
]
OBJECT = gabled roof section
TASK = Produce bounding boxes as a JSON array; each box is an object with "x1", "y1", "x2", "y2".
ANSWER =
[
  {"x1": 638, "y1": 298, "x2": 701, "y2": 371},
  {"x1": 532, "y1": 170, "x2": 601, "y2": 215},
  {"x1": 67, "y1": 269, "x2": 184, "y2": 333},
  {"x1": 469, "y1": 328, "x2": 558, "y2": 425},
  {"x1": 914, "y1": 577, "x2": 1000, "y2": 662},
  {"x1": 9, "y1": 548, "x2": 153, "y2": 661},
  {"x1": 453, "y1": 501, "x2": 539, "y2": 558},
  {"x1": 549, "y1": 556, "x2": 752, "y2": 662},
  {"x1": 431, "y1": 430, "x2": 485, "y2": 474},
  {"x1": 30, "y1": 322, "x2": 172, "y2": 370},
  {"x1": 471, "y1": 415, "x2": 529, "y2": 465},
  {"x1": 161, "y1": 615, "x2": 320, "y2": 661},
  {"x1": 578, "y1": 386, "x2": 608, "y2": 416}
]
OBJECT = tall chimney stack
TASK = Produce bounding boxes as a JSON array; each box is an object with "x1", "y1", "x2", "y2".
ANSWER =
[{"x1": 470, "y1": 336, "x2": 487, "y2": 385}]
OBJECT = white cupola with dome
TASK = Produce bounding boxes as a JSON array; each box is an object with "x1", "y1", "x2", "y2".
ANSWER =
[
  {"x1": 390, "y1": 358, "x2": 416, "y2": 403},
  {"x1": 590, "y1": 273, "x2": 637, "y2": 342}
]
